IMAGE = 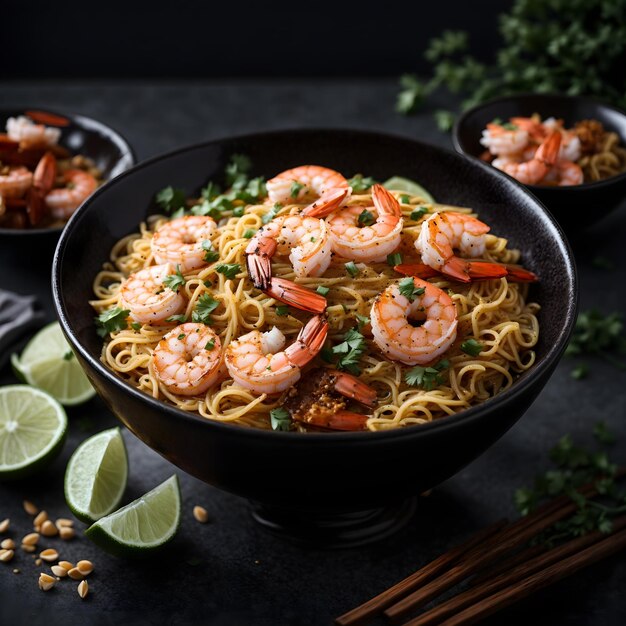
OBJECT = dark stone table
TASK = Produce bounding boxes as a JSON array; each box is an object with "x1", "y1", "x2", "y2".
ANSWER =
[{"x1": 0, "y1": 81, "x2": 624, "y2": 626}]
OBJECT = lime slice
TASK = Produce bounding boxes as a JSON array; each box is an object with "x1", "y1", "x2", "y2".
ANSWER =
[
  {"x1": 12, "y1": 321, "x2": 96, "y2": 406},
  {"x1": 85, "y1": 475, "x2": 181, "y2": 558},
  {"x1": 0, "y1": 385, "x2": 67, "y2": 480},
  {"x1": 383, "y1": 176, "x2": 435, "y2": 203},
  {"x1": 65, "y1": 427, "x2": 128, "y2": 524}
]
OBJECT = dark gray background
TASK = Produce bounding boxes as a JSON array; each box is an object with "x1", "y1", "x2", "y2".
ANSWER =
[{"x1": 0, "y1": 80, "x2": 625, "y2": 625}]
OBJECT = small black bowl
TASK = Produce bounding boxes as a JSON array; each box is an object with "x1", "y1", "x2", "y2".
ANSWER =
[
  {"x1": 53, "y1": 129, "x2": 577, "y2": 546},
  {"x1": 0, "y1": 108, "x2": 136, "y2": 264},
  {"x1": 452, "y1": 93, "x2": 626, "y2": 241}
]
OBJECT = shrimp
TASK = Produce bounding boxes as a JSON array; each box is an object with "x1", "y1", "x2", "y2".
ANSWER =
[
  {"x1": 394, "y1": 261, "x2": 537, "y2": 283},
  {"x1": 225, "y1": 315, "x2": 328, "y2": 395},
  {"x1": 6, "y1": 115, "x2": 61, "y2": 148},
  {"x1": 152, "y1": 215, "x2": 218, "y2": 273},
  {"x1": 245, "y1": 213, "x2": 330, "y2": 314},
  {"x1": 370, "y1": 277, "x2": 458, "y2": 366},
  {"x1": 266, "y1": 165, "x2": 349, "y2": 205},
  {"x1": 543, "y1": 117, "x2": 581, "y2": 162},
  {"x1": 480, "y1": 123, "x2": 529, "y2": 156},
  {"x1": 320, "y1": 184, "x2": 403, "y2": 263},
  {"x1": 119, "y1": 263, "x2": 186, "y2": 324},
  {"x1": 543, "y1": 159, "x2": 584, "y2": 186},
  {"x1": 45, "y1": 169, "x2": 98, "y2": 219},
  {"x1": 152, "y1": 323, "x2": 222, "y2": 396},
  {"x1": 492, "y1": 131, "x2": 562, "y2": 185},
  {"x1": 0, "y1": 166, "x2": 32, "y2": 198}
]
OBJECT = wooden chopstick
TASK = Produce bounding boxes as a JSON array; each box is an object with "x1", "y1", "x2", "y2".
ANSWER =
[
  {"x1": 334, "y1": 520, "x2": 507, "y2": 626},
  {"x1": 437, "y1": 525, "x2": 626, "y2": 626},
  {"x1": 403, "y1": 514, "x2": 626, "y2": 626},
  {"x1": 469, "y1": 543, "x2": 546, "y2": 586}
]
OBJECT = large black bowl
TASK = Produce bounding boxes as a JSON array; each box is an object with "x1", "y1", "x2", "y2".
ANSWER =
[
  {"x1": 0, "y1": 108, "x2": 135, "y2": 265},
  {"x1": 53, "y1": 129, "x2": 577, "y2": 546},
  {"x1": 452, "y1": 93, "x2": 626, "y2": 241}
]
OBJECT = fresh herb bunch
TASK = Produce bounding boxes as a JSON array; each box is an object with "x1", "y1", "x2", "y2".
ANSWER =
[
  {"x1": 515, "y1": 423, "x2": 625, "y2": 545},
  {"x1": 398, "y1": 0, "x2": 626, "y2": 130},
  {"x1": 566, "y1": 309, "x2": 626, "y2": 379}
]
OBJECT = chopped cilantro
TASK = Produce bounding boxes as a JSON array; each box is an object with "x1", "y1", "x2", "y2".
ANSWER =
[
  {"x1": 163, "y1": 265, "x2": 185, "y2": 292},
  {"x1": 357, "y1": 209, "x2": 375, "y2": 227},
  {"x1": 316, "y1": 285, "x2": 329, "y2": 296},
  {"x1": 243, "y1": 229, "x2": 256, "y2": 239},
  {"x1": 155, "y1": 186, "x2": 186, "y2": 213},
  {"x1": 95, "y1": 307, "x2": 130, "y2": 337},
  {"x1": 345, "y1": 261, "x2": 359, "y2": 277},
  {"x1": 216, "y1": 263, "x2": 241, "y2": 280},
  {"x1": 276, "y1": 305, "x2": 290, "y2": 317},
  {"x1": 404, "y1": 359, "x2": 449, "y2": 390},
  {"x1": 166, "y1": 314, "x2": 188, "y2": 323},
  {"x1": 131, "y1": 322, "x2": 142, "y2": 331},
  {"x1": 399, "y1": 194, "x2": 411, "y2": 205},
  {"x1": 460, "y1": 338, "x2": 484, "y2": 357},
  {"x1": 233, "y1": 206, "x2": 245, "y2": 217},
  {"x1": 290, "y1": 181, "x2": 305, "y2": 198},
  {"x1": 201, "y1": 240, "x2": 219, "y2": 263},
  {"x1": 262, "y1": 203, "x2": 282, "y2": 224},
  {"x1": 205, "y1": 338, "x2": 215, "y2": 351},
  {"x1": 225, "y1": 154, "x2": 252, "y2": 188},
  {"x1": 270, "y1": 407, "x2": 291, "y2": 431},
  {"x1": 387, "y1": 252, "x2": 402, "y2": 267},
  {"x1": 191, "y1": 294, "x2": 219, "y2": 325},
  {"x1": 356, "y1": 314, "x2": 370, "y2": 329},
  {"x1": 332, "y1": 327, "x2": 368, "y2": 375},
  {"x1": 410, "y1": 206, "x2": 429, "y2": 221},
  {"x1": 177, "y1": 333, "x2": 186, "y2": 340},
  {"x1": 398, "y1": 277, "x2": 425, "y2": 302},
  {"x1": 347, "y1": 174, "x2": 377, "y2": 193}
]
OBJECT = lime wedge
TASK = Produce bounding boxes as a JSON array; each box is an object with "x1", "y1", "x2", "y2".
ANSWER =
[
  {"x1": 65, "y1": 427, "x2": 128, "y2": 524},
  {"x1": 383, "y1": 176, "x2": 435, "y2": 203},
  {"x1": 85, "y1": 475, "x2": 181, "y2": 558},
  {"x1": 0, "y1": 385, "x2": 67, "y2": 480},
  {"x1": 12, "y1": 321, "x2": 96, "y2": 406}
]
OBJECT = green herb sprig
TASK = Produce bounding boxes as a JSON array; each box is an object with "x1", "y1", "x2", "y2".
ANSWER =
[
  {"x1": 95, "y1": 307, "x2": 130, "y2": 337},
  {"x1": 404, "y1": 359, "x2": 450, "y2": 390},
  {"x1": 332, "y1": 327, "x2": 368, "y2": 375}
]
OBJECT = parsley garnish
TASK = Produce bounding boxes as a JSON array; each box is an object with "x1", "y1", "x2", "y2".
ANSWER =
[
  {"x1": 290, "y1": 181, "x2": 305, "y2": 198},
  {"x1": 177, "y1": 333, "x2": 186, "y2": 340},
  {"x1": 276, "y1": 305, "x2": 290, "y2": 317},
  {"x1": 233, "y1": 206, "x2": 244, "y2": 217},
  {"x1": 399, "y1": 194, "x2": 411, "y2": 205},
  {"x1": 316, "y1": 286, "x2": 329, "y2": 296},
  {"x1": 225, "y1": 154, "x2": 252, "y2": 188},
  {"x1": 95, "y1": 307, "x2": 130, "y2": 337},
  {"x1": 332, "y1": 327, "x2": 368, "y2": 375},
  {"x1": 347, "y1": 174, "x2": 376, "y2": 193},
  {"x1": 63, "y1": 350, "x2": 74, "y2": 361},
  {"x1": 205, "y1": 339, "x2": 215, "y2": 351},
  {"x1": 404, "y1": 359, "x2": 450, "y2": 390},
  {"x1": 460, "y1": 338, "x2": 484, "y2": 357},
  {"x1": 270, "y1": 407, "x2": 292, "y2": 431},
  {"x1": 163, "y1": 265, "x2": 185, "y2": 292},
  {"x1": 398, "y1": 277, "x2": 425, "y2": 302},
  {"x1": 243, "y1": 229, "x2": 256, "y2": 239},
  {"x1": 356, "y1": 314, "x2": 370, "y2": 329},
  {"x1": 345, "y1": 261, "x2": 359, "y2": 278},
  {"x1": 191, "y1": 294, "x2": 219, "y2": 325},
  {"x1": 387, "y1": 252, "x2": 402, "y2": 267},
  {"x1": 410, "y1": 206, "x2": 429, "y2": 221},
  {"x1": 131, "y1": 322, "x2": 142, "y2": 331},
  {"x1": 216, "y1": 263, "x2": 241, "y2": 280},
  {"x1": 357, "y1": 209, "x2": 375, "y2": 226},
  {"x1": 155, "y1": 186, "x2": 187, "y2": 213},
  {"x1": 166, "y1": 314, "x2": 188, "y2": 323},
  {"x1": 262, "y1": 203, "x2": 282, "y2": 225},
  {"x1": 201, "y1": 240, "x2": 219, "y2": 263}
]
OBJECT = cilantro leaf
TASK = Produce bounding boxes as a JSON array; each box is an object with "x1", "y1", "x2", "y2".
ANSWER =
[
  {"x1": 225, "y1": 154, "x2": 252, "y2": 188},
  {"x1": 262, "y1": 203, "x2": 282, "y2": 225},
  {"x1": 332, "y1": 327, "x2": 368, "y2": 375},
  {"x1": 166, "y1": 314, "x2": 188, "y2": 323},
  {"x1": 399, "y1": 194, "x2": 411, "y2": 205},
  {"x1": 358, "y1": 209, "x2": 375, "y2": 226},
  {"x1": 163, "y1": 265, "x2": 185, "y2": 292},
  {"x1": 276, "y1": 305, "x2": 290, "y2": 317},
  {"x1": 205, "y1": 338, "x2": 215, "y2": 351},
  {"x1": 356, "y1": 314, "x2": 370, "y2": 329},
  {"x1": 387, "y1": 252, "x2": 402, "y2": 267},
  {"x1": 201, "y1": 240, "x2": 219, "y2": 263},
  {"x1": 398, "y1": 277, "x2": 425, "y2": 302},
  {"x1": 290, "y1": 181, "x2": 305, "y2": 198},
  {"x1": 411, "y1": 206, "x2": 429, "y2": 221},
  {"x1": 243, "y1": 229, "x2": 256, "y2": 239},
  {"x1": 215, "y1": 263, "x2": 240, "y2": 279},
  {"x1": 155, "y1": 186, "x2": 186, "y2": 213},
  {"x1": 460, "y1": 338, "x2": 484, "y2": 357},
  {"x1": 347, "y1": 174, "x2": 377, "y2": 193},
  {"x1": 404, "y1": 359, "x2": 449, "y2": 390},
  {"x1": 95, "y1": 307, "x2": 130, "y2": 337},
  {"x1": 191, "y1": 294, "x2": 219, "y2": 325},
  {"x1": 270, "y1": 407, "x2": 292, "y2": 431}
]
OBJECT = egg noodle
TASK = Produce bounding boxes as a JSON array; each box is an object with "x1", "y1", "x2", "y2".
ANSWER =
[
  {"x1": 577, "y1": 130, "x2": 626, "y2": 182},
  {"x1": 90, "y1": 192, "x2": 540, "y2": 432}
]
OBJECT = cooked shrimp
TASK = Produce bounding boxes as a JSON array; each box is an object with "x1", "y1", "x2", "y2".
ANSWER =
[
  {"x1": 6, "y1": 115, "x2": 61, "y2": 148},
  {"x1": 119, "y1": 263, "x2": 186, "y2": 324},
  {"x1": 245, "y1": 213, "x2": 330, "y2": 314},
  {"x1": 543, "y1": 159, "x2": 584, "y2": 186},
  {"x1": 45, "y1": 169, "x2": 98, "y2": 219},
  {"x1": 0, "y1": 166, "x2": 32, "y2": 198},
  {"x1": 266, "y1": 165, "x2": 349, "y2": 205},
  {"x1": 225, "y1": 315, "x2": 328, "y2": 394},
  {"x1": 480, "y1": 123, "x2": 529, "y2": 156},
  {"x1": 370, "y1": 277, "x2": 458, "y2": 365},
  {"x1": 543, "y1": 117, "x2": 581, "y2": 162},
  {"x1": 152, "y1": 323, "x2": 222, "y2": 396},
  {"x1": 492, "y1": 131, "x2": 561, "y2": 185},
  {"x1": 324, "y1": 184, "x2": 403, "y2": 262},
  {"x1": 152, "y1": 215, "x2": 218, "y2": 273}
]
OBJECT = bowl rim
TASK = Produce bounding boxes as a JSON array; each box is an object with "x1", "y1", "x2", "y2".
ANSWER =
[
  {"x1": 0, "y1": 106, "x2": 137, "y2": 237},
  {"x1": 451, "y1": 92, "x2": 626, "y2": 192},
  {"x1": 53, "y1": 126, "x2": 578, "y2": 444}
]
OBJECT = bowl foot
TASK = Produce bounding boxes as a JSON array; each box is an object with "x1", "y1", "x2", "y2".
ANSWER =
[{"x1": 250, "y1": 497, "x2": 417, "y2": 549}]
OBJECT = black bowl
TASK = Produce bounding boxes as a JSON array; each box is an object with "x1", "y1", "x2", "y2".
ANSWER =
[
  {"x1": 452, "y1": 93, "x2": 626, "y2": 241},
  {"x1": 0, "y1": 108, "x2": 136, "y2": 264},
  {"x1": 53, "y1": 129, "x2": 577, "y2": 546}
]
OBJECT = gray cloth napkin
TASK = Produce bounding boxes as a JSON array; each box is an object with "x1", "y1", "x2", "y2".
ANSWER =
[{"x1": 0, "y1": 289, "x2": 45, "y2": 369}]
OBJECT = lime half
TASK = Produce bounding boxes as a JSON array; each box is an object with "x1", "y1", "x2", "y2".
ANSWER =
[
  {"x1": 11, "y1": 322, "x2": 95, "y2": 406},
  {"x1": 85, "y1": 475, "x2": 181, "y2": 558},
  {"x1": 383, "y1": 176, "x2": 435, "y2": 203},
  {"x1": 65, "y1": 427, "x2": 128, "y2": 524},
  {"x1": 0, "y1": 385, "x2": 67, "y2": 480}
]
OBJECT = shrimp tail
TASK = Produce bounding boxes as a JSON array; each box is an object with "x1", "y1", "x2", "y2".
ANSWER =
[
  {"x1": 372, "y1": 184, "x2": 402, "y2": 217},
  {"x1": 306, "y1": 409, "x2": 369, "y2": 431},
  {"x1": 499, "y1": 263, "x2": 539, "y2": 283},
  {"x1": 331, "y1": 371, "x2": 378, "y2": 408},
  {"x1": 465, "y1": 261, "x2": 508, "y2": 280},
  {"x1": 286, "y1": 315, "x2": 329, "y2": 366},
  {"x1": 26, "y1": 151, "x2": 57, "y2": 226},
  {"x1": 535, "y1": 131, "x2": 562, "y2": 167},
  {"x1": 245, "y1": 236, "x2": 276, "y2": 289},
  {"x1": 394, "y1": 263, "x2": 440, "y2": 279},
  {"x1": 301, "y1": 187, "x2": 349, "y2": 217},
  {"x1": 442, "y1": 256, "x2": 472, "y2": 282},
  {"x1": 395, "y1": 260, "x2": 537, "y2": 283},
  {"x1": 264, "y1": 277, "x2": 327, "y2": 314}
]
